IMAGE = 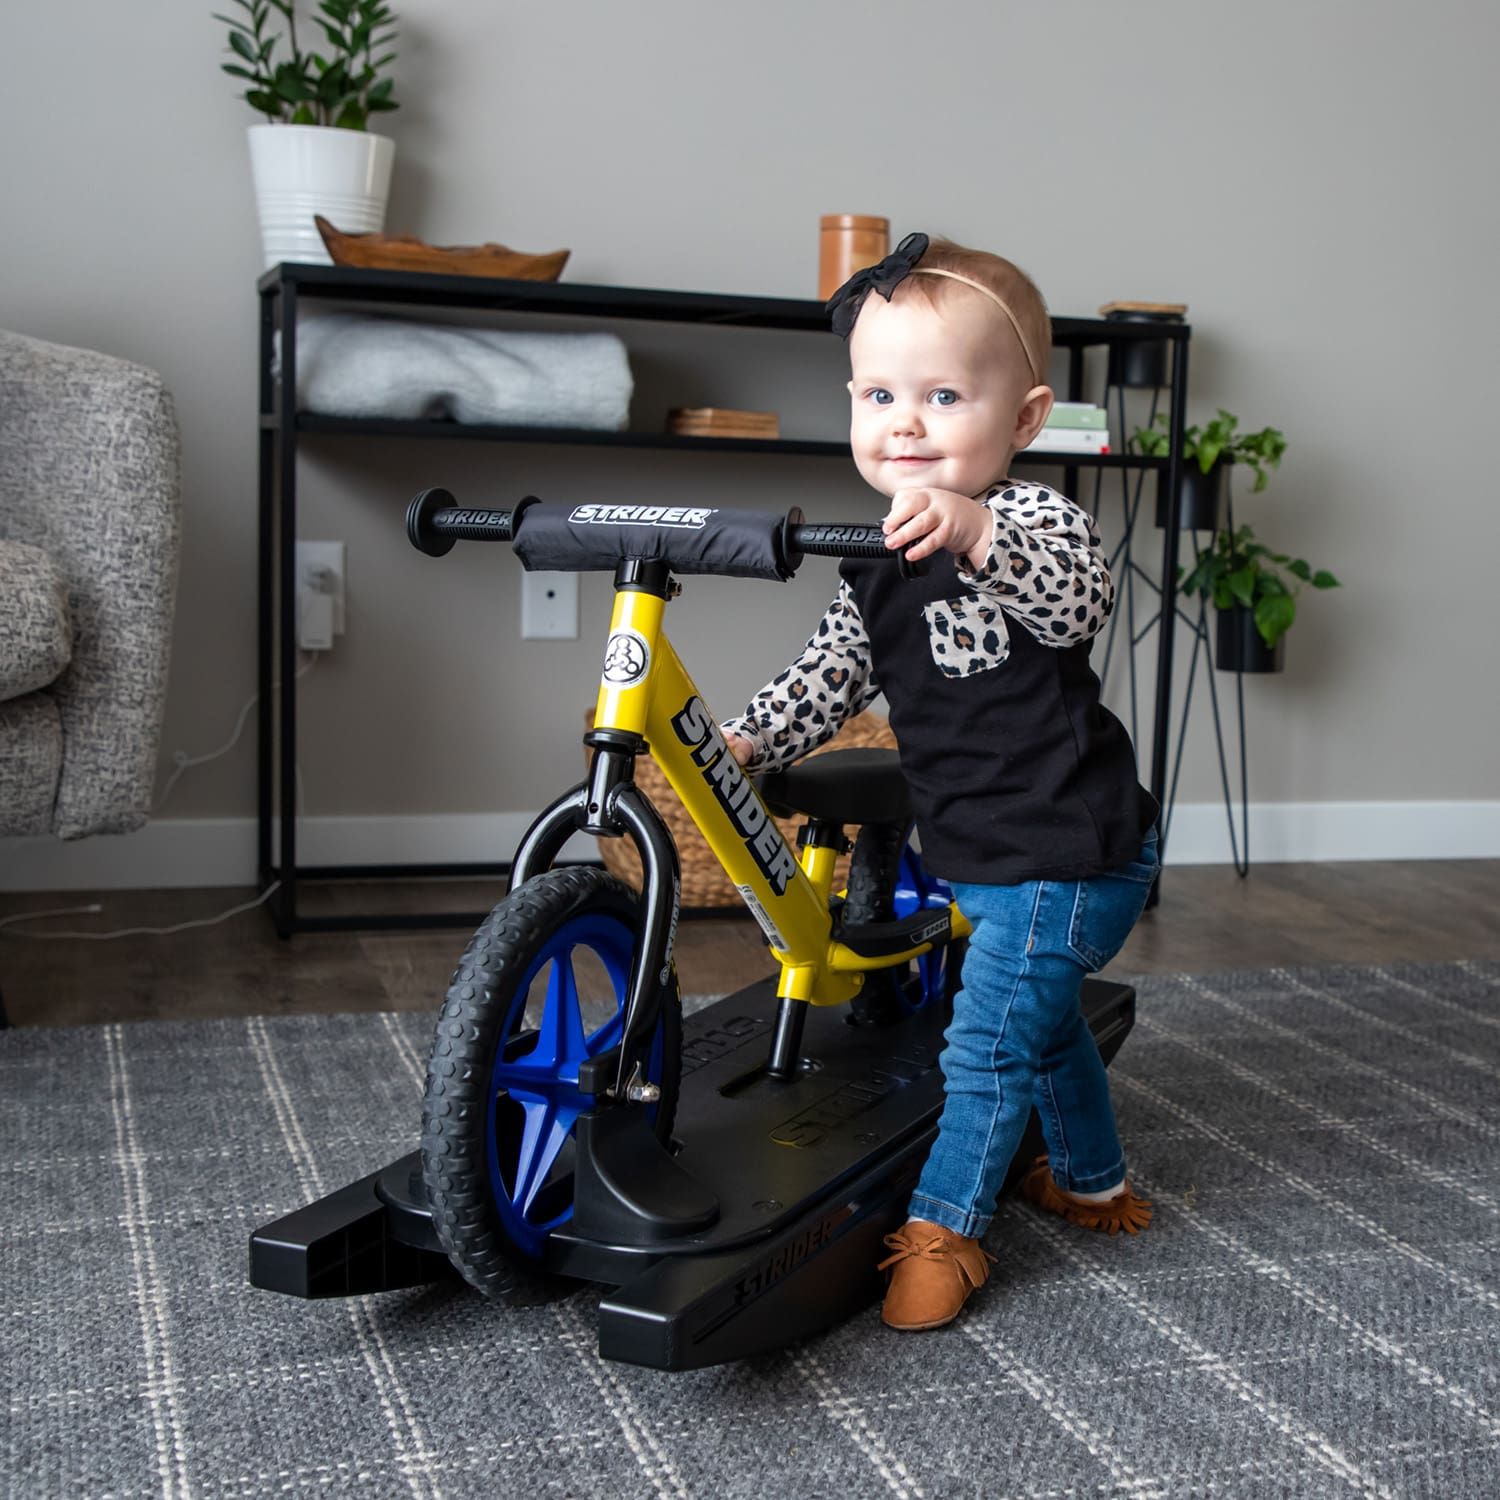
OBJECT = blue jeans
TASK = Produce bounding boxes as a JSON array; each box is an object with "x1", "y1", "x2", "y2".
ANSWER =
[{"x1": 908, "y1": 826, "x2": 1160, "y2": 1238}]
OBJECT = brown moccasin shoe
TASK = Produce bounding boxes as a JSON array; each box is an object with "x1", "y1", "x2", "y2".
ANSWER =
[
  {"x1": 878, "y1": 1219, "x2": 996, "y2": 1331},
  {"x1": 1019, "y1": 1155, "x2": 1153, "y2": 1235}
]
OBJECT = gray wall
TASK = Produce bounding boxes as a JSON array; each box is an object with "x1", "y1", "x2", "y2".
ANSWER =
[{"x1": 3, "y1": 0, "x2": 1496, "y2": 839}]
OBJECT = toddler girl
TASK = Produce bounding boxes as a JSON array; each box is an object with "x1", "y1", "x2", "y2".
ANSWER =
[{"x1": 723, "y1": 233, "x2": 1159, "y2": 1331}]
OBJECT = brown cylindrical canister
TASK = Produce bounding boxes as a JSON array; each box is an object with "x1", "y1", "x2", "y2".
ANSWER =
[{"x1": 819, "y1": 214, "x2": 889, "y2": 301}]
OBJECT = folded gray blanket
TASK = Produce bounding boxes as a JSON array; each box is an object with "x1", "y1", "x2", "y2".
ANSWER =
[{"x1": 278, "y1": 313, "x2": 633, "y2": 429}]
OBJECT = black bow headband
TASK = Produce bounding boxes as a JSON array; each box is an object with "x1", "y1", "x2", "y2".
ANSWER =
[{"x1": 825, "y1": 231, "x2": 930, "y2": 339}]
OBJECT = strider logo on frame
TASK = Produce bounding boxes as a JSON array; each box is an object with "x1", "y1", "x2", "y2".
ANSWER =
[
  {"x1": 602, "y1": 629, "x2": 651, "y2": 686},
  {"x1": 671, "y1": 696, "x2": 799, "y2": 897},
  {"x1": 570, "y1": 504, "x2": 714, "y2": 529}
]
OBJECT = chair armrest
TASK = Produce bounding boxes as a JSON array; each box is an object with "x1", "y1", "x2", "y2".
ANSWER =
[
  {"x1": 0, "y1": 540, "x2": 71, "y2": 701},
  {"x1": 0, "y1": 331, "x2": 182, "y2": 837}
]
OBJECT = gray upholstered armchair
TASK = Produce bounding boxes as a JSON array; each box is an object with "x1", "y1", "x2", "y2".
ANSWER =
[{"x1": 0, "y1": 330, "x2": 181, "y2": 840}]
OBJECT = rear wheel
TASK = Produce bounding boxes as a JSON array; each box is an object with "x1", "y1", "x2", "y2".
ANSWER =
[
  {"x1": 846, "y1": 822, "x2": 962, "y2": 1026},
  {"x1": 421, "y1": 867, "x2": 680, "y2": 1303}
]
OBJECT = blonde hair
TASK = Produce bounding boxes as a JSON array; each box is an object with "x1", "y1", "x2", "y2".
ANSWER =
[{"x1": 896, "y1": 236, "x2": 1051, "y2": 386}]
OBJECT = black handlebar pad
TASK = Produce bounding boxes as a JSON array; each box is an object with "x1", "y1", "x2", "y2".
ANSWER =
[{"x1": 513, "y1": 502, "x2": 796, "y2": 580}]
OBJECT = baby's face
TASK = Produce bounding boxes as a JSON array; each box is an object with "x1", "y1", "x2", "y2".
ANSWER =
[{"x1": 847, "y1": 292, "x2": 1036, "y2": 500}]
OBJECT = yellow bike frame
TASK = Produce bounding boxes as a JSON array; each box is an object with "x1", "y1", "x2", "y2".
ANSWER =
[{"x1": 593, "y1": 587, "x2": 970, "y2": 1010}]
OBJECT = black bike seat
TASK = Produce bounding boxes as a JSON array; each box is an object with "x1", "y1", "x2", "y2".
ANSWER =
[{"x1": 756, "y1": 747, "x2": 912, "y2": 826}]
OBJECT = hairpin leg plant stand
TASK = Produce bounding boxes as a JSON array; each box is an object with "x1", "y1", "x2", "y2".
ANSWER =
[{"x1": 1089, "y1": 384, "x2": 1255, "y2": 878}]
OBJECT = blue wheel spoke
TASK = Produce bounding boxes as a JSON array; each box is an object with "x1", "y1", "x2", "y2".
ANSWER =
[
  {"x1": 532, "y1": 954, "x2": 589, "y2": 1076},
  {"x1": 510, "y1": 1093, "x2": 583, "y2": 1216},
  {"x1": 585, "y1": 1009, "x2": 624, "y2": 1055},
  {"x1": 493, "y1": 1056, "x2": 568, "y2": 1091}
]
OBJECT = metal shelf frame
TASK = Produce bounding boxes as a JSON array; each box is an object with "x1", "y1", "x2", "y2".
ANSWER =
[{"x1": 257, "y1": 263, "x2": 1191, "y2": 935}]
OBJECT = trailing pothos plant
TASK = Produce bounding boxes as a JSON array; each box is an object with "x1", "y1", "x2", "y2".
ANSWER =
[
  {"x1": 1132, "y1": 408, "x2": 1287, "y2": 493},
  {"x1": 218, "y1": 0, "x2": 399, "y2": 129},
  {"x1": 1179, "y1": 524, "x2": 1340, "y2": 649}
]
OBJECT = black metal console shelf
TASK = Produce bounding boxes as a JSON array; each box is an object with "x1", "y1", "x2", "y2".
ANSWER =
[{"x1": 258, "y1": 263, "x2": 1191, "y2": 935}]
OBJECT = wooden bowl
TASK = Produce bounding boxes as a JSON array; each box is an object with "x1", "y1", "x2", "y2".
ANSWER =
[{"x1": 314, "y1": 216, "x2": 570, "y2": 280}]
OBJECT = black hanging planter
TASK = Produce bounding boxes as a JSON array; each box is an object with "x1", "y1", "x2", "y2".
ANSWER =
[
  {"x1": 1155, "y1": 457, "x2": 1225, "y2": 531},
  {"x1": 1105, "y1": 309, "x2": 1183, "y2": 389},
  {"x1": 1215, "y1": 606, "x2": 1284, "y2": 673}
]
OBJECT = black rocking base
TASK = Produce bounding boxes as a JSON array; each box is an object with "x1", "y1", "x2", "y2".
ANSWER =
[{"x1": 250, "y1": 977, "x2": 1136, "y2": 1370}]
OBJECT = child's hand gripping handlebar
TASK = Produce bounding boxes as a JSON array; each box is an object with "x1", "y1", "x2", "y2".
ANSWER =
[{"x1": 405, "y1": 488, "x2": 927, "y2": 577}]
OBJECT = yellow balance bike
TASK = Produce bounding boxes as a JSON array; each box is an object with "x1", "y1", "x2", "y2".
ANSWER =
[{"x1": 249, "y1": 490, "x2": 1139, "y2": 1371}]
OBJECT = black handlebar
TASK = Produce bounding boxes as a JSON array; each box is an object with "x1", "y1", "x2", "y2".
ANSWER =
[{"x1": 407, "y1": 488, "x2": 923, "y2": 575}]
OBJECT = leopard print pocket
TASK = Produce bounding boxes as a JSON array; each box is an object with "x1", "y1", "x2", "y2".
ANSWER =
[{"x1": 922, "y1": 596, "x2": 1011, "y2": 678}]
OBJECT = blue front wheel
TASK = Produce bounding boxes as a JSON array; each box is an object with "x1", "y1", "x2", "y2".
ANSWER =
[{"x1": 421, "y1": 868, "x2": 681, "y2": 1303}]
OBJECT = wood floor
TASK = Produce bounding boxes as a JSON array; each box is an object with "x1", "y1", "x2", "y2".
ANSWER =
[{"x1": 2, "y1": 859, "x2": 1497, "y2": 1028}]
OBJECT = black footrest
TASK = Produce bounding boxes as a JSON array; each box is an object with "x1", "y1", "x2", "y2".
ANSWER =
[{"x1": 837, "y1": 903, "x2": 954, "y2": 959}]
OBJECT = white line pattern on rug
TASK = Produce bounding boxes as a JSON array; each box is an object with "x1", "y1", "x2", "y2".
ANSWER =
[
  {"x1": 1005, "y1": 1205, "x2": 1395, "y2": 1497},
  {"x1": 1114, "y1": 1070, "x2": 1500, "y2": 1317},
  {"x1": 105, "y1": 1024, "x2": 195, "y2": 1500},
  {"x1": 1181, "y1": 977, "x2": 1498, "y2": 1140},
  {"x1": 1454, "y1": 959, "x2": 1500, "y2": 1004},
  {"x1": 791, "y1": 1348, "x2": 926, "y2": 1498},
  {"x1": 380, "y1": 1012, "x2": 426, "y2": 1094},
  {"x1": 246, "y1": 1016, "x2": 443, "y2": 1500},
  {"x1": 1132, "y1": 1172, "x2": 1500, "y2": 1443},
  {"x1": 551, "y1": 1301, "x2": 687, "y2": 1498},
  {"x1": 959, "y1": 1318, "x2": 1164, "y2": 1497},
  {"x1": 1273, "y1": 966, "x2": 1500, "y2": 1075},
  {"x1": 1137, "y1": 1012, "x2": 1499, "y2": 1214},
  {"x1": 1372, "y1": 965, "x2": 1500, "y2": 1033}
]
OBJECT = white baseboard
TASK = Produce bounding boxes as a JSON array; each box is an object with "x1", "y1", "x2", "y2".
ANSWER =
[{"x1": 2, "y1": 802, "x2": 1498, "y2": 893}]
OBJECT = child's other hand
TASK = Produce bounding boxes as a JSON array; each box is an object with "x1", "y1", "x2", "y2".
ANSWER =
[
  {"x1": 725, "y1": 732, "x2": 755, "y2": 767},
  {"x1": 883, "y1": 488, "x2": 991, "y2": 569}
]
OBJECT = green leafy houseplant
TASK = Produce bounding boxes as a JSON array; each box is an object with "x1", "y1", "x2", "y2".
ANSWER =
[
  {"x1": 218, "y1": 0, "x2": 398, "y2": 129},
  {"x1": 1180, "y1": 524, "x2": 1340, "y2": 649},
  {"x1": 1132, "y1": 408, "x2": 1287, "y2": 492}
]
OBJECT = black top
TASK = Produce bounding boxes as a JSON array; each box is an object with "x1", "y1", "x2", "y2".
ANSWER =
[{"x1": 841, "y1": 552, "x2": 1158, "y2": 885}]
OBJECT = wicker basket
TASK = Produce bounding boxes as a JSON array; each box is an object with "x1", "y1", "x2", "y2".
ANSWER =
[{"x1": 584, "y1": 709, "x2": 897, "y2": 908}]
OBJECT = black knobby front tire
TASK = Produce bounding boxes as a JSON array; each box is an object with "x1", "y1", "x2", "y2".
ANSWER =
[{"x1": 421, "y1": 867, "x2": 682, "y2": 1304}]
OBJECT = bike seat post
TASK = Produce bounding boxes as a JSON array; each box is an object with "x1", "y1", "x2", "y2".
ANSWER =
[{"x1": 766, "y1": 817, "x2": 847, "y2": 1079}]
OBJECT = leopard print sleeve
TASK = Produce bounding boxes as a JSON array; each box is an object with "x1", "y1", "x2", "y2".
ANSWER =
[
  {"x1": 955, "y1": 480, "x2": 1115, "y2": 647},
  {"x1": 721, "y1": 579, "x2": 879, "y2": 773}
]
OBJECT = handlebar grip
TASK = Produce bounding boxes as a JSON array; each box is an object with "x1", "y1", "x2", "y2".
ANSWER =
[
  {"x1": 785, "y1": 522, "x2": 926, "y2": 576},
  {"x1": 406, "y1": 488, "x2": 515, "y2": 557},
  {"x1": 786, "y1": 522, "x2": 889, "y2": 559}
]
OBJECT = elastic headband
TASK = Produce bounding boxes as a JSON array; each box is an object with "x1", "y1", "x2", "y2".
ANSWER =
[{"x1": 910, "y1": 268, "x2": 1042, "y2": 386}]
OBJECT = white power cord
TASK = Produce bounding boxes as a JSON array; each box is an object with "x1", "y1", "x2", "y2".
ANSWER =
[
  {"x1": 0, "y1": 882, "x2": 280, "y2": 941},
  {"x1": 3, "y1": 655, "x2": 320, "y2": 945},
  {"x1": 157, "y1": 653, "x2": 317, "y2": 809}
]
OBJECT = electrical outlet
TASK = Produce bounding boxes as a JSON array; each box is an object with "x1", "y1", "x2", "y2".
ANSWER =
[
  {"x1": 521, "y1": 570, "x2": 579, "y2": 639},
  {"x1": 295, "y1": 541, "x2": 346, "y2": 635}
]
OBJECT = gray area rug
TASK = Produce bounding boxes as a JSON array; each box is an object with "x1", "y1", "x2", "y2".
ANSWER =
[{"x1": 4, "y1": 960, "x2": 1498, "y2": 1499}]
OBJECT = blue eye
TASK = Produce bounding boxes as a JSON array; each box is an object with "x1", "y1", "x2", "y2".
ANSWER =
[
  {"x1": 867, "y1": 388, "x2": 893, "y2": 405},
  {"x1": 930, "y1": 389, "x2": 959, "y2": 407}
]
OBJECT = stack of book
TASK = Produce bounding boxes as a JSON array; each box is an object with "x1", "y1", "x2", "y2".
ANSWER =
[
  {"x1": 667, "y1": 407, "x2": 781, "y2": 441},
  {"x1": 1023, "y1": 402, "x2": 1111, "y2": 455}
]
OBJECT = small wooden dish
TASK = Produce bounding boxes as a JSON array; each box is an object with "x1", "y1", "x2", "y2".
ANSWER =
[
  {"x1": 315, "y1": 216, "x2": 570, "y2": 280},
  {"x1": 1098, "y1": 300, "x2": 1188, "y2": 317},
  {"x1": 667, "y1": 407, "x2": 780, "y2": 440}
]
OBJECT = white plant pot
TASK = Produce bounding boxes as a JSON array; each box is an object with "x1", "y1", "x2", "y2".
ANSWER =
[{"x1": 248, "y1": 123, "x2": 395, "y2": 271}]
